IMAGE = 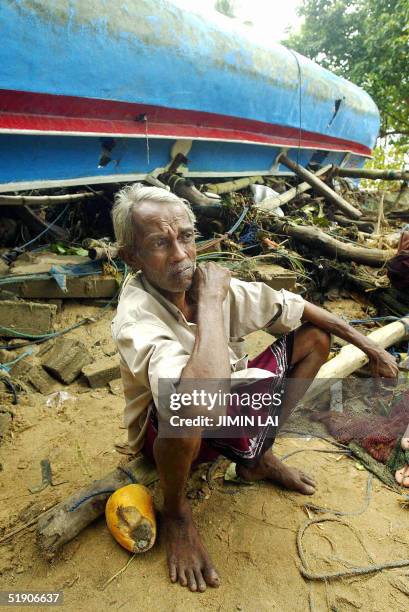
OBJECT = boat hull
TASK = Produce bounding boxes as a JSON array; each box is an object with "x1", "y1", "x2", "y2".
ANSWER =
[{"x1": 0, "y1": 0, "x2": 380, "y2": 191}]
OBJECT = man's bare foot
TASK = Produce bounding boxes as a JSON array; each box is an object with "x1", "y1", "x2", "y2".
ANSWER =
[
  {"x1": 236, "y1": 451, "x2": 316, "y2": 495},
  {"x1": 395, "y1": 464, "x2": 409, "y2": 487},
  {"x1": 401, "y1": 425, "x2": 409, "y2": 451},
  {"x1": 162, "y1": 501, "x2": 220, "y2": 592}
]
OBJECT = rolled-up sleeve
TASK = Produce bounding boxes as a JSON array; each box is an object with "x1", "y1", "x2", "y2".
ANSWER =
[
  {"x1": 115, "y1": 322, "x2": 189, "y2": 412},
  {"x1": 229, "y1": 278, "x2": 305, "y2": 336}
]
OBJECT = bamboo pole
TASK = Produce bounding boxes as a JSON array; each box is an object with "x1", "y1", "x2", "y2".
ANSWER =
[
  {"x1": 331, "y1": 166, "x2": 409, "y2": 181},
  {"x1": 256, "y1": 165, "x2": 332, "y2": 212},
  {"x1": 278, "y1": 154, "x2": 362, "y2": 219},
  {"x1": 303, "y1": 318, "x2": 409, "y2": 404},
  {"x1": 0, "y1": 192, "x2": 102, "y2": 207}
]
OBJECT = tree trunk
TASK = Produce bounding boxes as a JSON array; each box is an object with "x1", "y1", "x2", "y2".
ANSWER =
[{"x1": 271, "y1": 219, "x2": 394, "y2": 267}]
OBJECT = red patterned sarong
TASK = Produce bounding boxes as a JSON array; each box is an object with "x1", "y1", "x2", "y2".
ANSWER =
[{"x1": 142, "y1": 333, "x2": 294, "y2": 468}]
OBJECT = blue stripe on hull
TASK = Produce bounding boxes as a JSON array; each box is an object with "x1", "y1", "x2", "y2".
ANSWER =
[
  {"x1": 0, "y1": 134, "x2": 348, "y2": 189},
  {"x1": 1, "y1": 1, "x2": 380, "y2": 150}
]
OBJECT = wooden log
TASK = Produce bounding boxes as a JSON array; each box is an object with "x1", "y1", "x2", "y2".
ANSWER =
[
  {"x1": 36, "y1": 455, "x2": 158, "y2": 558},
  {"x1": 303, "y1": 318, "x2": 409, "y2": 404},
  {"x1": 271, "y1": 219, "x2": 394, "y2": 267},
  {"x1": 205, "y1": 176, "x2": 264, "y2": 195},
  {"x1": 332, "y1": 166, "x2": 409, "y2": 181},
  {"x1": 278, "y1": 154, "x2": 362, "y2": 219},
  {"x1": 333, "y1": 214, "x2": 374, "y2": 233},
  {"x1": 255, "y1": 165, "x2": 331, "y2": 212},
  {"x1": 0, "y1": 191, "x2": 102, "y2": 206},
  {"x1": 161, "y1": 174, "x2": 218, "y2": 206}
]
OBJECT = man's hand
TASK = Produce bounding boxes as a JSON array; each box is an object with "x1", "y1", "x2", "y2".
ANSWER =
[
  {"x1": 366, "y1": 347, "x2": 399, "y2": 378},
  {"x1": 191, "y1": 262, "x2": 231, "y2": 303},
  {"x1": 302, "y1": 302, "x2": 399, "y2": 379}
]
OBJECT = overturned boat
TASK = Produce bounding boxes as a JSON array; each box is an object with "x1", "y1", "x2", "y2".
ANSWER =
[{"x1": 0, "y1": 0, "x2": 380, "y2": 192}]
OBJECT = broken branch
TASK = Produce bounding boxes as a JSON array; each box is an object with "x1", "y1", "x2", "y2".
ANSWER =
[{"x1": 278, "y1": 154, "x2": 362, "y2": 219}]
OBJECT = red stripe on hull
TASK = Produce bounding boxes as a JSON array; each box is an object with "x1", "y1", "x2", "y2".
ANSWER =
[{"x1": 0, "y1": 89, "x2": 371, "y2": 156}]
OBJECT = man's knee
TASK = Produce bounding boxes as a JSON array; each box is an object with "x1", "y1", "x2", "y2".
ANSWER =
[
  {"x1": 309, "y1": 325, "x2": 331, "y2": 356},
  {"x1": 153, "y1": 432, "x2": 202, "y2": 464},
  {"x1": 295, "y1": 323, "x2": 331, "y2": 359}
]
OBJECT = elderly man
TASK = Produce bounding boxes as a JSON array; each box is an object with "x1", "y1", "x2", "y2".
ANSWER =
[{"x1": 111, "y1": 183, "x2": 397, "y2": 593}]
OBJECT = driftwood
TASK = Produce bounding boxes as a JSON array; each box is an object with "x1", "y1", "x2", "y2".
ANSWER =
[
  {"x1": 333, "y1": 214, "x2": 374, "y2": 233},
  {"x1": 255, "y1": 165, "x2": 331, "y2": 212},
  {"x1": 0, "y1": 192, "x2": 101, "y2": 207},
  {"x1": 278, "y1": 154, "x2": 362, "y2": 219},
  {"x1": 331, "y1": 166, "x2": 409, "y2": 182},
  {"x1": 271, "y1": 219, "x2": 394, "y2": 267},
  {"x1": 205, "y1": 176, "x2": 264, "y2": 195},
  {"x1": 161, "y1": 174, "x2": 218, "y2": 206},
  {"x1": 36, "y1": 455, "x2": 158, "y2": 559},
  {"x1": 303, "y1": 318, "x2": 409, "y2": 404}
]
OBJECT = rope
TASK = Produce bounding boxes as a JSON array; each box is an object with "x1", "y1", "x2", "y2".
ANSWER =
[
  {"x1": 304, "y1": 473, "x2": 373, "y2": 517},
  {"x1": 297, "y1": 517, "x2": 409, "y2": 581},
  {"x1": 283, "y1": 443, "x2": 409, "y2": 582},
  {"x1": 67, "y1": 464, "x2": 138, "y2": 512},
  {"x1": 68, "y1": 489, "x2": 115, "y2": 512}
]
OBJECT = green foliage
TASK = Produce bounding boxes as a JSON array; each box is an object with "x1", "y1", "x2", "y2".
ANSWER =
[
  {"x1": 362, "y1": 142, "x2": 409, "y2": 190},
  {"x1": 50, "y1": 242, "x2": 88, "y2": 256},
  {"x1": 284, "y1": 0, "x2": 409, "y2": 144}
]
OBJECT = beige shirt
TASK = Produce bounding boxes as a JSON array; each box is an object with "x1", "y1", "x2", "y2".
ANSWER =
[{"x1": 111, "y1": 272, "x2": 305, "y2": 453}]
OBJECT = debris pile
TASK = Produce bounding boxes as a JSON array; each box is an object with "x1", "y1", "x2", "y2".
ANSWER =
[{"x1": 1, "y1": 163, "x2": 409, "y2": 464}]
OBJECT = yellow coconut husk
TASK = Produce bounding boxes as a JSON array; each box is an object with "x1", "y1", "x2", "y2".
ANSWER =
[{"x1": 105, "y1": 484, "x2": 156, "y2": 553}]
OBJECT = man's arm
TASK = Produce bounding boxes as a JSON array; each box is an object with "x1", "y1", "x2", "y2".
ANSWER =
[
  {"x1": 302, "y1": 301, "x2": 399, "y2": 378},
  {"x1": 180, "y1": 262, "x2": 231, "y2": 381},
  {"x1": 176, "y1": 262, "x2": 232, "y2": 418}
]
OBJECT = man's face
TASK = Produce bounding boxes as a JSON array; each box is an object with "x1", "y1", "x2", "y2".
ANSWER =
[{"x1": 123, "y1": 201, "x2": 197, "y2": 293}]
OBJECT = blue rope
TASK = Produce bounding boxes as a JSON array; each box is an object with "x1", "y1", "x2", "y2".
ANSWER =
[
  {"x1": 0, "y1": 347, "x2": 34, "y2": 372},
  {"x1": 19, "y1": 204, "x2": 70, "y2": 249},
  {"x1": 68, "y1": 463, "x2": 138, "y2": 512},
  {"x1": 348, "y1": 315, "x2": 409, "y2": 324},
  {"x1": 68, "y1": 489, "x2": 115, "y2": 512}
]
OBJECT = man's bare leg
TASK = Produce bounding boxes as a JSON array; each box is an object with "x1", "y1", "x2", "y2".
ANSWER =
[
  {"x1": 153, "y1": 434, "x2": 220, "y2": 592},
  {"x1": 237, "y1": 324, "x2": 331, "y2": 494}
]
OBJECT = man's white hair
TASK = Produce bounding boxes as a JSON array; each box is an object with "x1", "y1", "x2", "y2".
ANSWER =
[{"x1": 112, "y1": 182, "x2": 196, "y2": 250}]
